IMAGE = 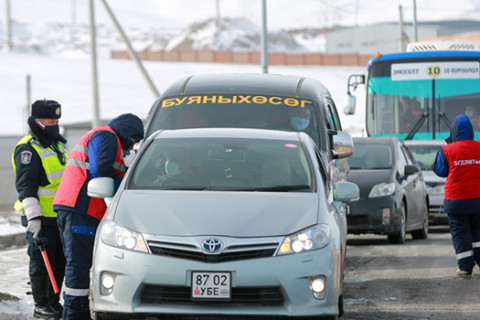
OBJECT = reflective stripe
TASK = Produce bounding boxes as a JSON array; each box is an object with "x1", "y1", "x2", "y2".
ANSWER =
[
  {"x1": 472, "y1": 242, "x2": 480, "y2": 248},
  {"x1": 39, "y1": 150, "x2": 57, "y2": 158},
  {"x1": 113, "y1": 162, "x2": 126, "y2": 173},
  {"x1": 67, "y1": 159, "x2": 89, "y2": 170},
  {"x1": 64, "y1": 287, "x2": 89, "y2": 297},
  {"x1": 38, "y1": 189, "x2": 56, "y2": 196},
  {"x1": 72, "y1": 144, "x2": 88, "y2": 154},
  {"x1": 48, "y1": 169, "x2": 64, "y2": 181},
  {"x1": 457, "y1": 250, "x2": 473, "y2": 260}
]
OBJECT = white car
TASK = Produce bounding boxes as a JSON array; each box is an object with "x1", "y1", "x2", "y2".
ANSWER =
[
  {"x1": 404, "y1": 139, "x2": 447, "y2": 224},
  {"x1": 88, "y1": 128, "x2": 359, "y2": 320}
]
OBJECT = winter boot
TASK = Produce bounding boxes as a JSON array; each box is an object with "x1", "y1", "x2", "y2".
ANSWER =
[{"x1": 30, "y1": 276, "x2": 60, "y2": 319}]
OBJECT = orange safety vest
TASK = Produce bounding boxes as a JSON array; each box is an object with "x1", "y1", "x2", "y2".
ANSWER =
[{"x1": 53, "y1": 126, "x2": 126, "y2": 220}]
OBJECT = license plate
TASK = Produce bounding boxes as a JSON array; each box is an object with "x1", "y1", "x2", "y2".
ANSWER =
[{"x1": 191, "y1": 271, "x2": 231, "y2": 300}]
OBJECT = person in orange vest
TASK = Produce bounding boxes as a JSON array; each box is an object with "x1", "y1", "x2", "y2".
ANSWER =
[
  {"x1": 12, "y1": 99, "x2": 67, "y2": 319},
  {"x1": 53, "y1": 113, "x2": 144, "y2": 320},
  {"x1": 433, "y1": 114, "x2": 480, "y2": 277}
]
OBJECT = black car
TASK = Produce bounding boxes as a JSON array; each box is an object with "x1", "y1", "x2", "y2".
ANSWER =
[
  {"x1": 143, "y1": 73, "x2": 354, "y2": 182},
  {"x1": 346, "y1": 137, "x2": 429, "y2": 244}
]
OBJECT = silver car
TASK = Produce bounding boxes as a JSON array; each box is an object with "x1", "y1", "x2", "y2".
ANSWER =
[
  {"x1": 404, "y1": 139, "x2": 447, "y2": 224},
  {"x1": 88, "y1": 128, "x2": 358, "y2": 320}
]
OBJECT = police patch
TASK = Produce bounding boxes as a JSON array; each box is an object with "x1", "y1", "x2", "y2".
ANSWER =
[{"x1": 20, "y1": 151, "x2": 32, "y2": 165}]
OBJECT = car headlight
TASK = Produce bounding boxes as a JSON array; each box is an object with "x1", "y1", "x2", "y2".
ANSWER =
[
  {"x1": 277, "y1": 225, "x2": 331, "y2": 256},
  {"x1": 369, "y1": 182, "x2": 395, "y2": 198},
  {"x1": 432, "y1": 184, "x2": 444, "y2": 195},
  {"x1": 100, "y1": 220, "x2": 149, "y2": 253}
]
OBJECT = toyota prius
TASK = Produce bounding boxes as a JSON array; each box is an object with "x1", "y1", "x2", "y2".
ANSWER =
[{"x1": 89, "y1": 128, "x2": 358, "y2": 320}]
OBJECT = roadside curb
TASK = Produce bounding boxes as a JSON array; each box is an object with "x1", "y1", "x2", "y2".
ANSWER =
[{"x1": 0, "y1": 211, "x2": 27, "y2": 248}]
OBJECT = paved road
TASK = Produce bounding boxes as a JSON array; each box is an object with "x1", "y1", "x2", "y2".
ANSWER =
[{"x1": 342, "y1": 226, "x2": 480, "y2": 320}]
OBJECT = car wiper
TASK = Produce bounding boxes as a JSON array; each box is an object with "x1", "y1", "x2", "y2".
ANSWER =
[{"x1": 253, "y1": 184, "x2": 311, "y2": 192}]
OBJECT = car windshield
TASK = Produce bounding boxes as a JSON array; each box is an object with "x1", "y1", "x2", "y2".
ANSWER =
[
  {"x1": 147, "y1": 94, "x2": 321, "y2": 146},
  {"x1": 129, "y1": 137, "x2": 313, "y2": 191},
  {"x1": 347, "y1": 143, "x2": 393, "y2": 170},
  {"x1": 407, "y1": 144, "x2": 442, "y2": 170}
]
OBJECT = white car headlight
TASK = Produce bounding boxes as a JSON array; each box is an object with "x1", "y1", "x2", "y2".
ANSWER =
[
  {"x1": 432, "y1": 184, "x2": 444, "y2": 195},
  {"x1": 100, "y1": 220, "x2": 149, "y2": 253},
  {"x1": 369, "y1": 182, "x2": 395, "y2": 198},
  {"x1": 277, "y1": 225, "x2": 331, "y2": 256}
]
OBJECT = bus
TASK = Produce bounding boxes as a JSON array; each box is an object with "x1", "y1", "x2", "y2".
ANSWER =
[{"x1": 344, "y1": 41, "x2": 480, "y2": 140}]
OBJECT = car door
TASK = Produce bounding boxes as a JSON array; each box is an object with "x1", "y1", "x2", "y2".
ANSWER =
[
  {"x1": 399, "y1": 143, "x2": 423, "y2": 226},
  {"x1": 402, "y1": 144, "x2": 426, "y2": 226}
]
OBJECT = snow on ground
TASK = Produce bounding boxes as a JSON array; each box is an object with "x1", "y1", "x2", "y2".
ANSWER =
[{"x1": 0, "y1": 51, "x2": 366, "y2": 137}]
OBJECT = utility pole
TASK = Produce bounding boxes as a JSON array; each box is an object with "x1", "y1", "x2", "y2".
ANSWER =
[
  {"x1": 89, "y1": 0, "x2": 100, "y2": 129},
  {"x1": 6, "y1": 0, "x2": 12, "y2": 50},
  {"x1": 413, "y1": 0, "x2": 418, "y2": 42},
  {"x1": 215, "y1": 0, "x2": 221, "y2": 29},
  {"x1": 398, "y1": 5, "x2": 407, "y2": 52},
  {"x1": 71, "y1": 0, "x2": 77, "y2": 43},
  {"x1": 261, "y1": 0, "x2": 268, "y2": 74}
]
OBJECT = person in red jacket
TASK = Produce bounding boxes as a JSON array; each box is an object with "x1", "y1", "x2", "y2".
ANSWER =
[
  {"x1": 53, "y1": 113, "x2": 144, "y2": 320},
  {"x1": 433, "y1": 114, "x2": 480, "y2": 277}
]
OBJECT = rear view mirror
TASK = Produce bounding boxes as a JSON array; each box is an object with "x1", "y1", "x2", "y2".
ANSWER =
[
  {"x1": 334, "y1": 181, "x2": 360, "y2": 203},
  {"x1": 404, "y1": 164, "x2": 419, "y2": 176},
  {"x1": 88, "y1": 177, "x2": 115, "y2": 206},
  {"x1": 343, "y1": 94, "x2": 356, "y2": 115},
  {"x1": 332, "y1": 131, "x2": 354, "y2": 159},
  {"x1": 344, "y1": 74, "x2": 365, "y2": 115}
]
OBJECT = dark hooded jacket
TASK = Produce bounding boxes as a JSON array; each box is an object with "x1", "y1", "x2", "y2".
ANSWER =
[
  {"x1": 53, "y1": 113, "x2": 144, "y2": 216},
  {"x1": 433, "y1": 114, "x2": 480, "y2": 214}
]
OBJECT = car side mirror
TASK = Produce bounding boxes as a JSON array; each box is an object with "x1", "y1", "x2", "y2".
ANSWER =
[
  {"x1": 87, "y1": 177, "x2": 115, "y2": 206},
  {"x1": 334, "y1": 181, "x2": 360, "y2": 203},
  {"x1": 332, "y1": 131, "x2": 354, "y2": 159},
  {"x1": 404, "y1": 164, "x2": 419, "y2": 176}
]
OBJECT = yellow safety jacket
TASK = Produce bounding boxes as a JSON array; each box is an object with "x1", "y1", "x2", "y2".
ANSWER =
[{"x1": 12, "y1": 134, "x2": 68, "y2": 217}]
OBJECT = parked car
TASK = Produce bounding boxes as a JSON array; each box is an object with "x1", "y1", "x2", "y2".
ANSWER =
[
  {"x1": 346, "y1": 137, "x2": 429, "y2": 244},
  {"x1": 89, "y1": 128, "x2": 359, "y2": 320},
  {"x1": 404, "y1": 139, "x2": 447, "y2": 225},
  {"x1": 142, "y1": 73, "x2": 354, "y2": 182}
]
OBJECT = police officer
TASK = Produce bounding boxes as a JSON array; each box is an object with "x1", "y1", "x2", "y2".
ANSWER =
[
  {"x1": 433, "y1": 114, "x2": 480, "y2": 277},
  {"x1": 53, "y1": 113, "x2": 144, "y2": 320},
  {"x1": 12, "y1": 99, "x2": 68, "y2": 319}
]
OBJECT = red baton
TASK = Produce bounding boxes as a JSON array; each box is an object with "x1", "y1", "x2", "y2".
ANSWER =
[{"x1": 36, "y1": 238, "x2": 59, "y2": 294}]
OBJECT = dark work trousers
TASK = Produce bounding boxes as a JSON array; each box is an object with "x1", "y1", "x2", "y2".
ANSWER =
[
  {"x1": 57, "y1": 210, "x2": 99, "y2": 320},
  {"x1": 447, "y1": 213, "x2": 480, "y2": 271},
  {"x1": 22, "y1": 215, "x2": 65, "y2": 304}
]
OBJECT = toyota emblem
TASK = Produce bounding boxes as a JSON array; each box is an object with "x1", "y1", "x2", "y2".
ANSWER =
[{"x1": 201, "y1": 238, "x2": 224, "y2": 254}]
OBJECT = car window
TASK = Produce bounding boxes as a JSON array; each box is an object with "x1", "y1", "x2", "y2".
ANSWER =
[
  {"x1": 129, "y1": 137, "x2": 313, "y2": 192},
  {"x1": 401, "y1": 145, "x2": 414, "y2": 165},
  {"x1": 147, "y1": 94, "x2": 321, "y2": 147},
  {"x1": 325, "y1": 97, "x2": 341, "y2": 131},
  {"x1": 407, "y1": 144, "x2": 442, "y2": 170},
  {"x1": 347, "y1": 143, "x2": 393, "y2": 169}
]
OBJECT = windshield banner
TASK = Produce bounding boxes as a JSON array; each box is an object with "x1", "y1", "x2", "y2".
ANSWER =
[
  {"x1": 391, "y1": 62, "x2": 480, "y2": 81},
  {"x1": 161, "y1": 95, "x2": 313, "y2": 108}
]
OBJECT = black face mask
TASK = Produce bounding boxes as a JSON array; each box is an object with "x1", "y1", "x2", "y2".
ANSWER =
[{"x1": 43, "y1": 124, "x2": 60, "y2": 139}]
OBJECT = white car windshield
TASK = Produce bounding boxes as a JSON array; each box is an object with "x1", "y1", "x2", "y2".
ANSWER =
[{"x1": 129, "y1": 137, "x2": 313, "y2": 191}]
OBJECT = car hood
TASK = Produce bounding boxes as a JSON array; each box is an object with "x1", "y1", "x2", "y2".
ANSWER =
[
  {"x1": 112, "y1": 190, "x2": 319, "y2": 237},
  {"x1": 347, "y1": 169, "x2": 393, "y2": 195},
  {"x1": 422, "y1": 170, "x2": 446, "y2": 184}
]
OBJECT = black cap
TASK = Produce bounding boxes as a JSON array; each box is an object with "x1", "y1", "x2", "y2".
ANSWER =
[{"x1": 31, "y1": 99, "x2": 61, "y2": 119}]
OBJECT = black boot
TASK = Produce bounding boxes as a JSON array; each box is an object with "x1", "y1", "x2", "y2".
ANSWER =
[{"x1": 30, "y1": 276, "x2": 60, "y2": 319}]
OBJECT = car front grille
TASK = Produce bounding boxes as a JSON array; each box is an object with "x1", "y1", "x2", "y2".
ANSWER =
[
  {"x1": 147, "y1": 240, "x2": 278, "y2": 263},
  {"x1": 141, "y1": 285, "x2": 283, "y2": 306}
]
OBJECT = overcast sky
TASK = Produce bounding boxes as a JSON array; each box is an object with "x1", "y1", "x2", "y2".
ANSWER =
[{"x1": 6, "y1": 0, "x2": 480, "y2": 32}]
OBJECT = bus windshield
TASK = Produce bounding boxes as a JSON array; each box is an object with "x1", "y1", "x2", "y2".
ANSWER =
[{"x1": 366, "y1": 59, "x2": 480, "y2": 140}]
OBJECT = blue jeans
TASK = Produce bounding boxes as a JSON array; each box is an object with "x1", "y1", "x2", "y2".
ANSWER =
[
  {"x1": 447, "y1": 213, "x2": 480, "y2": 271},
  {"x1": 57, "y1": 210, "x2": 99, "y2": 320}
]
